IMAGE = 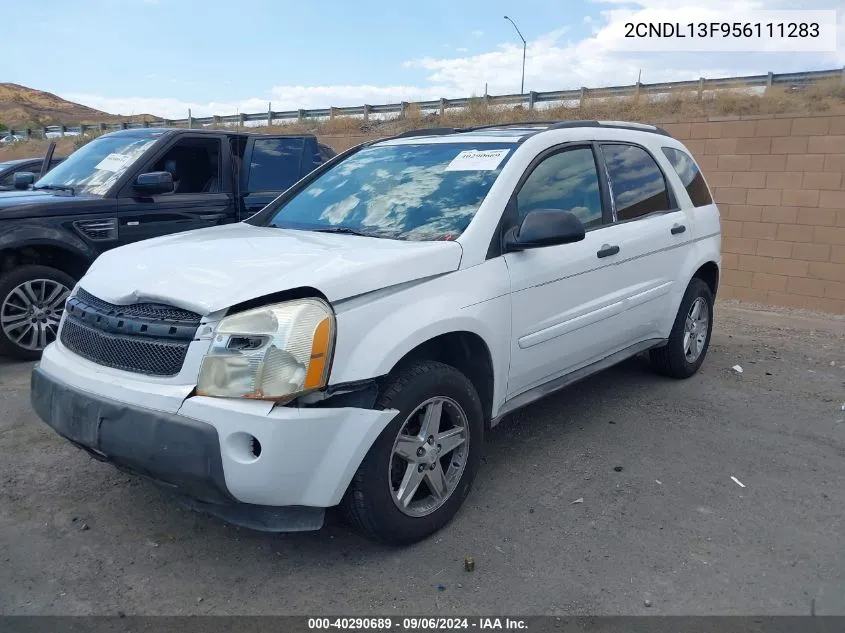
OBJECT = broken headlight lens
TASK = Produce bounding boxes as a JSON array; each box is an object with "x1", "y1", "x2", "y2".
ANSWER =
[{"x1": 196, "y1": 298, "x2": 334, "y2": 401}]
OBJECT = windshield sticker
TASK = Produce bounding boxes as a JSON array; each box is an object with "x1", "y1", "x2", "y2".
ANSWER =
[
  {"x1": 94, "y1": 153, "x2": 132, "y2": 172},
  {"x1": 444, "y1": 149, "x2": 510, "y2": 172}
]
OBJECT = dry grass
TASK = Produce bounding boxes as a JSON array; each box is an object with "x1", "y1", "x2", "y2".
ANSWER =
[{"x1": 2, "y1": 80, "x2": 844, "y2": 161}]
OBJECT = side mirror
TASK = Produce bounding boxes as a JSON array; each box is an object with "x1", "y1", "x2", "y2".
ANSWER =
[
  {"x1": 13, "y1": 172, "x2": 35, "y2": 190},
  {"x1": 504, "y1": 209, "x2": 586, "y2": 252},
  {"x1": 134, "y1": 171, "x2": 174, "y2": 195}
]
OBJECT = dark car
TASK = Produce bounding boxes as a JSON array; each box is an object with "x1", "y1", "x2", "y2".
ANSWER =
[
  {"x1": 0, "y1": 156, "x2": 65, "y2": 191},
  {"x1": 0, "y1": 127, "x2": 336, "y2": 359}
]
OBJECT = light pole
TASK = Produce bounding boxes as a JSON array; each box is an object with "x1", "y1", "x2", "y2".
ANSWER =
[{"x1": 504, "y1": 15, "x2": 526, "y2": 94}]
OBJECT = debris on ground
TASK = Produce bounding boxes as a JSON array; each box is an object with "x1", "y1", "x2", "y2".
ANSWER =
[
  {"x1": 731, "y1": 476, "x2": 746, "y2": 488},
  {"x1": 79, "y1": 523, "x2": 90, "y2": 531},
  {"x1": 196, "y1": 597, "x2": 203, "y2": 603},
  {"x1": 464, "y1": 557, "x2": 475, "y2": 572},
  {"x1": 571, "y1": 498, "x2": 584, "y2": 504},
  {"x1": 644, "y1": 599, "x2": 652, "y2": 607},
  {"x1": 732, "y1": 365, "x2": 743, "y2": 373},
  {"x1": 655, "y1": 480, "x2": 663, "y2": 485},
  {"x1": 614, "y1": 466, "x2": 624, "y2": 472},
  {"x1": 494, "y1": 546, "x2": 505, "y2": 554},
  {"x1": 436, "y1": 584, "x2": 445, "y2": 592}
]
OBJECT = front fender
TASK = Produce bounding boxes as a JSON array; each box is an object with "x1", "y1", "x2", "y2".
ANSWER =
[
  {"x1": 0, "y1": 221, "x2": 98, "y2": 264},
  {"x1": 329, "y1": 259, "x2": 512, "y2": 417}
]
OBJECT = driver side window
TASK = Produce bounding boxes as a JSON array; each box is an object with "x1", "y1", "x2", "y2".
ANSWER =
[
  {"x1": 149, "y1": 137, "x2": 222, "y2": 195},
  {"x1": 517, "y1": 147, "x2": 603, "y2": 229}
]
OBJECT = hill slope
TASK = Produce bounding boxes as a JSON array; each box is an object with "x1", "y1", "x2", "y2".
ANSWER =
[{"x1": 0, "y1": 83, "x2": 153, "y2": 128}]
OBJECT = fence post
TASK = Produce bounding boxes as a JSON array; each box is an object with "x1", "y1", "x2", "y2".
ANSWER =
[
  {"x1": 400, "y1": 101, "x2": 409, "y2": 118},
  {"x1": 439, "y1": 98, "x2": 447, "y2": 116},
  {"x1": 121, "y1": 122, "x2": 128, "y2": 130},
  {"x1": 60, "y1": 125, "x2": 67, "y2": 137},
  {"x1": 268, "y1": 102, "x2": 273, "y2": 127},
  {"x1": 634, "y1": 82, "x2": 641, "y2": 99},
  {"x1": 363, "y1": 104, "x2": 372, "y2": 122},
  {"x1": 766, "y1": 71, "x2": 773, "y2": 88},
  {"x1": 188, "y1": 108, "x2": 193, "y2": 129},
  {"x1": 238, "y1": 112, "x2": 246, "y2": 128},
  {"x1": 297, "y1": 109, "x2": 305, "y2": 123},
  {"x1": 24, "y1": 128, "x2": 31, "y2": 140},
  {"x1": 41, "y1": 127, "x2": 48, "y2": 139},
  {"x1": 579, "y1": 87, "x2": 586, "y2": 108},
  {"x1": 697, "y1": 77, "x2": 705, "y2": 100},
  {"x1": 528, "y1": 91, "x2": 537, "y2": 110},
  {"x1": 329, "y1": 107, "x2": 337, "y2": 121},
  {"x1": 99, "y1": 123, "x2": 106, "y2": 133},
  {"x1": 212, "y1": 115, "x2": 221, "y2": 128}
]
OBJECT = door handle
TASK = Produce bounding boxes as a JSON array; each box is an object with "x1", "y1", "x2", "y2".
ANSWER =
[
  {"x1": 198, "y1": 213, "x2": 226, "y2": 221},
  {"x1": 597, "y1": 244, "x2": 620, "y2": 258},
  {"x1": 670, "y1": 223, "x2": 687, "y2": 235}
]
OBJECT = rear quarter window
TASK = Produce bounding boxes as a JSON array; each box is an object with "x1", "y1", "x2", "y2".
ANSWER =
[{"x1": 662, "y1": 147, "x2": 713, "y2": 208}]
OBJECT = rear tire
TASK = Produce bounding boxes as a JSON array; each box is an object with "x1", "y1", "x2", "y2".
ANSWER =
[
  {"x1": 649, "y1": 278, "x2": 714, "y2": 379},
  {"x1": 342, "y1": 360, "x2": 484, "y2": 545},
  {"x1": 0, "y1": 265, "x2": 75, "y2": 361}
]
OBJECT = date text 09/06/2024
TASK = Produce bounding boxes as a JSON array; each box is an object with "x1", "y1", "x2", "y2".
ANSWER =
[
  {"x1": 307, "y1": 617, "x2": 529, "y2": 630},
  {"x1": 624, "y1": 22, "x2": 820, "y2": 39}
]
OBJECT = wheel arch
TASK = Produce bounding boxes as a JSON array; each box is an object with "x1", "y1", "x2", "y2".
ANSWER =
[{"x1": 385, "y1": 330, "x2": 496, "y2": 427}]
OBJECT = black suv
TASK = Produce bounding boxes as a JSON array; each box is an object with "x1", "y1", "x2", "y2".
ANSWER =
[{"x1": 0, "y1": 127, "x2": 335, "y2": 359}]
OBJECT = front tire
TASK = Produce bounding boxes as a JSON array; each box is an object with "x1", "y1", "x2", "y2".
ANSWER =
[
  {"x1": 649, "y1": 277, "x2": 714, "y2": 379},
  {"x1": 0, "y1": 265, "x2": 75, "y2": 360},
  {"x1": 342, "y1": 360, "x2": 484, "y2": 545}
]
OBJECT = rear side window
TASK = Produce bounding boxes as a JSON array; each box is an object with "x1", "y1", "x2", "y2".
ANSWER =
[
  {"x1": 247, "y1": 137, "x2": 305, "y2": 192},
  {"x1": 601, "y1": 144, "x2": 671, "y2": 221},
  {"x1": 662, "y1": 147, "x2": 713, "y2": 207}
]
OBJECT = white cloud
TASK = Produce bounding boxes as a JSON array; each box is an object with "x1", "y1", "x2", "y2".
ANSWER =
[
  {"x1": 471, "y1": 29, "x2": 484, "y2": 38},
  {"x1": 63, "y1": 0, "x2": 844, "y2": 120}
]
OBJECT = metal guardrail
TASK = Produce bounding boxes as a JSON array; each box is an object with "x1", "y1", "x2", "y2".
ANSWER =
[{"x1": 5, "y1": 67, "x2": 844, "y2": 139}]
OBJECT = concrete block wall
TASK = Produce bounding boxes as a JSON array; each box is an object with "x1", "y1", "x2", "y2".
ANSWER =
[
  {"x1": 658, "y1": 113, "x2": 845, "y2": 314},
  {"x1": 321, "y1": 111, "x2": 845, "y2": 315}
]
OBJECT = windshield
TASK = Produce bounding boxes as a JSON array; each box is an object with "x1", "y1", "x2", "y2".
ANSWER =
[
  {"x1": 34, "y1": 134, "x2": 157, "y2": 196},
  {"x1": 257, "y1": 142, "x2": 515, "y2": 241}
]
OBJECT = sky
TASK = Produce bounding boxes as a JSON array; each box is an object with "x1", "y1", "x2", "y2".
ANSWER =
[{"x1": 1, "y1": 0, "x2": 842, "y2": 120}]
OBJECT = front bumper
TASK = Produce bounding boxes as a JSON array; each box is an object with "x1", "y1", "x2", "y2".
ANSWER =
[{"x1": 31, "y1": 354, "x2": 397, "y2": 531}]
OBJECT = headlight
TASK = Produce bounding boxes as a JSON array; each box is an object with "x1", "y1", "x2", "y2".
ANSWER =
[{"x1": 196, "y1": 298, "x2": 334, "y2": 401}]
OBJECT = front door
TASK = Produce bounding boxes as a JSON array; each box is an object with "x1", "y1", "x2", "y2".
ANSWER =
[
  {"x1": 116, "y1": 134, "x2": 235, "y2": 245},
  {"x1": 505, "y1": 144, "x2": 625, "y2": 398}
]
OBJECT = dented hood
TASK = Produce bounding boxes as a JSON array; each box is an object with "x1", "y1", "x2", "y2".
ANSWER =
[{"x1": 81, "y1": 223, "x2": 463, "y2": 315}]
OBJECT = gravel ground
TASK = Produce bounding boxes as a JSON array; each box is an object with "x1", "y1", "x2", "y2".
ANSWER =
[{"x1": 1, "y1": 301, "x2": 844, "y2": 616}]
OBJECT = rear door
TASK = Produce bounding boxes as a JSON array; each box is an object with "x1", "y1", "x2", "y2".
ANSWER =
[
  {"x1": 115, "y1": 133, "x2": 236, "y2": 246},
  {"x1": 239, "y1": 136, "x2": 324, "y2": 216},
  {"x1": 594, "y1": 142, "x2": 689, "y2": 341}
]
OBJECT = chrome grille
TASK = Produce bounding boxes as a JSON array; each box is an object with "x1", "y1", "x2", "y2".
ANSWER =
[{"x1": 60, "y1": 289, "x2": 201, "y2": 376}]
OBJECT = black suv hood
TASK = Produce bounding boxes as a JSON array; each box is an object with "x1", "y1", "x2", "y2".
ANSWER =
[{"x1": 0, "y1": 189, "x2": 112, "y2": 218}]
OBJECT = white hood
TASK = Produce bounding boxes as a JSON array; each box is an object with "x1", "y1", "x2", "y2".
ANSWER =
[{"x1": 81, "y1": 223, "x2": 463, "y2": 315}]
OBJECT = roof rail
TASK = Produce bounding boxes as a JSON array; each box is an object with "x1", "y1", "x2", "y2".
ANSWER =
[
  {"x1": 461, "y1": 121, "x2": 563, "y2": 132},
  {"x1": 547, "y1": 120, "x2": 672, "y2": 137},
  {"x1": 464, "y1": 119, "x2": 673, "y2": 137},
  {"x1": 392, "y1": 127, "x2": 458, "y2": 138}
]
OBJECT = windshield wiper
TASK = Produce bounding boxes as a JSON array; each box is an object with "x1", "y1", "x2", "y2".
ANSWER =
[
  {"x1": 34, "y1": 184, "x2": 75, "y2": 195},
  {"x1": 271, "y1": 224, "x2": 397, "y2": 239}
]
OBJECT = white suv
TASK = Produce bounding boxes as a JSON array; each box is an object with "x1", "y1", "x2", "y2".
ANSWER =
[{"x1": 31, "y1": 121, "x2": 721, "y2": 544}]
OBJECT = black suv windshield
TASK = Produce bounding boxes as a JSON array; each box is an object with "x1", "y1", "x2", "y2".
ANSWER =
[
  {"x1": 256, "y1": 142, "x2": 515, "y2": 241},
  {"x1": 34, "y1": 134, "x2": 158, "y2": 197}
]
